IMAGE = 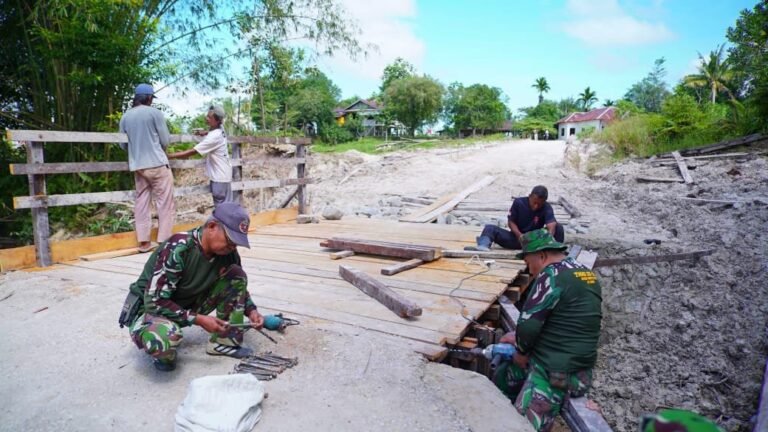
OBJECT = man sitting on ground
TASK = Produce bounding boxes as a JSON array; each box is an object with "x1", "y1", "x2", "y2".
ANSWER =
[
  {"x1": 119, "y1": 202, "x2": 264, "y2": 371},
  {"x1": 495, "y1": 229, "x2": 602, "y2": 431},
  {"x1": 465, "y1": 185, "x2": 564, "y2": 252}
]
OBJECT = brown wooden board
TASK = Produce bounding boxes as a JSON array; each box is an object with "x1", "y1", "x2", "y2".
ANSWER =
[
  {"x1": 399, "y1": 176, "x2": 496, "y2": 223},
  {"x1": 323, "y1": 237, "x2": 442, "y2": 262},
  {"x1": 671, "y1": 151, "x2": 694, "y2": 184},
  {"x1": 381, "y1": 259, "x2": 424, "y2": 276},
  {"x1": 339, "y1": 264, "x2": 423, "y2": 318}
]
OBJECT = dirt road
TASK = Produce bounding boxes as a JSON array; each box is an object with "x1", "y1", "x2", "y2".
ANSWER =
[{"x1": 303, "y1": 138, "x2": 767, "y2": 432}]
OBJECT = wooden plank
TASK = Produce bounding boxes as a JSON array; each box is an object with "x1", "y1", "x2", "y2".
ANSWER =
[
  {"x1": 498, "y1": 295, "x2": 519, "y2": 327},
  {"x1": 593, "y1": 249, "x2": 714, "y2": 268},
  {"x1": 0, "y1": 208, "x2": 297, "y2": 271},
  {"x1": 8, "y1": 158, "x2": 307, "y2": 175},
  {"x1": 296, "y1": 143, "x2": 307, "y2": 215},
  {"x1": 671, "y1": 151, "x2": 694, "y2": 184},
  {"x1": 339, "y1": 265, "x2": 423, "y2": 318},
  {"x1": 636, "y1": 176, "x2": 684, "y2": 183},
  {"x1": 400, "y1": 176, "x2": 496, "y2": 223},
  {"x1": 329, "y1": 250, "x2": 355, "y2": 260},
  {"x1": 323, "y1": 238, "x2": 441, "y2": 262},
  {"x1": 381, "y1": 259, "x2": 424, "y2": 276},
  {"x1": 557, "y1": 197, "x2": 582, "y2": 218},
  {"x1": 442, "y1": 249, "x2": 523, "y2": 260},
  {"x1": 562, "y1": 397, "x2": 614, "y2": 432},
  {"x1": 678, "y1": 133, "x2": 766, "y2": 156},
  {"x1": 27, "y1": 141, "x2": 51, "y2": 266},
  {"x1": 80, "y1": 248, "x2": 140, "y2": 261},
  {"x1": 651, "y1": 152, "x2": 751, "y2": 163},
  {"x1": 401, "y1": 196, "x2": 434, "y2": 205},
  {"x1": 755, "y1": 355, "x2": 768, "y2": 432},
  {"x1": 399, "y1": 193, "x2": 455, "y2": 223},
  {"x1": 6, "y1": 130, "x2": 310, "y2": 145},
  {"x1": 13, "y1": 178, "x2": 314, "y2": 209},
  {"x1": 231, "y1": 141, "x2": 243, "y2": 203}
]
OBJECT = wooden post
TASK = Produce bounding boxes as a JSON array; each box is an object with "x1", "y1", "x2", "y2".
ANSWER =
[
  {"x1": 231, "y1": 142, "x2": 243, "y2": 204},
  {"x1": 27, "y1": 142, "x2": 51, "y2": 266},
  {"x1": 296, "y1": 143, "x2": 306, "y2": 215}
]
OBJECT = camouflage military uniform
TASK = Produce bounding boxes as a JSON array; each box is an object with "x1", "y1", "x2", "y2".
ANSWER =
[
  {"x1": 640, "y1": 409, "x2": 723, "y2": 432},
  {"x1": 496, "y1": 229, "x2": 602, "y2": 432},
  {"x1": 127, "y1": 227, "x2": 257, "y2": 365}
]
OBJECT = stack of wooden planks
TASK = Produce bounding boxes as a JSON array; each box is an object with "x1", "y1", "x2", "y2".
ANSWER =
[{"x1": 42, "y1": 217, "x2": 525, "y2": 361}]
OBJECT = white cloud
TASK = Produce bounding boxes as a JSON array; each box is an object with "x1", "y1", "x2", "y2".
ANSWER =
[
  {"x1": 320, "y1": 0, "x2": 425, "y2": 80},
  {"x1": 154, "y1": 83, "x2": 230, "y2": 118},
  {"x1": 562, "y1": 0, "x2": 674, "y2": 46}
]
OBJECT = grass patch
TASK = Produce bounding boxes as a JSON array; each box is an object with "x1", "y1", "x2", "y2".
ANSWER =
[{"x1": 311, "y1": 134, "x2": 511, "y2": 154}]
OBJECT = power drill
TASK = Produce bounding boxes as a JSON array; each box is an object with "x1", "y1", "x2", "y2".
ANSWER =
[
  {"x1": 262, "y1": 313, "x2": 300, "y2": 332},
  {"x1": 469, "y1": 343, "x2": 517, "y2": 370},
  {"x1": 471, "y1": 343, "x2": 516, "y2": 361}
]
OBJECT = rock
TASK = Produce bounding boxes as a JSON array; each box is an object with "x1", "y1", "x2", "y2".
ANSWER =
[
  {"x1": 322, "y1": 207, "x2": 344, "y2": 220},
  {"x1": 296, "y1": 214, "x2": 319, "y2": 224},
  {"x1": 386, "y1": 196, "x2": 403, "y2": 207},
  {"x1": 358, "y1": 207, "x2": 379, "y2": 217},
  {"x1": 444, "y1": 214, "x2": 456, "y2": 225},
  {"x1": 598, "y1": 267, "x2": 614, "y2": 277}
]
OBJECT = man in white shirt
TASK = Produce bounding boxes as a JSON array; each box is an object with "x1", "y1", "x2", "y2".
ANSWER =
[{"x1": 169, "y1": 105, "x2": 233, "y2": 206}]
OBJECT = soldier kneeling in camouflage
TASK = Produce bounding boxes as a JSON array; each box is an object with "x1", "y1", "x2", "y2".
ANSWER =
[
  {"x1": 119, "y1": 202, "x2": 264, "y2": 371},
  {"x1": 494, "y1": 229, "x2": 602, "y2": 431}
]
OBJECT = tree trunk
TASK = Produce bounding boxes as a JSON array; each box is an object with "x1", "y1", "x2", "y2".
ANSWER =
[
  {"x1": 711, "y1": 83, "x2": 716, "y2": 104},
  {"x1": 252, "y1": 55, "x2": 266, "y2": 132}
]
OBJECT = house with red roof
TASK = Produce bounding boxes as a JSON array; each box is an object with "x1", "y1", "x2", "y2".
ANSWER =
[{"x1": 555, "y1": 106, "x2": 616, "y2": 140}]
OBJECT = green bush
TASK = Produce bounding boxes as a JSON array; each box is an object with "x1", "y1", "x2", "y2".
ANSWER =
[
  {"x1": 596, "y1": 114, "x2": 660, "y2": 157},
  {"x1": 318, "y1": 123, "x2": 353, "y2": 144}
]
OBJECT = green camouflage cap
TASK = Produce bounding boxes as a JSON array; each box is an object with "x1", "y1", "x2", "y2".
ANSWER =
[
  {"x1": 515, "y1": 228, "x2": 567, "y2": 259},
  {"x1": 640, "y1": 409, "x2": 723, "y2": 432}
]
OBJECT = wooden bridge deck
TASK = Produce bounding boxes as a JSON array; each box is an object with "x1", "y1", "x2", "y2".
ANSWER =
[{"x1": 31, "y1": 217, "x2": 525, "y2": 359}]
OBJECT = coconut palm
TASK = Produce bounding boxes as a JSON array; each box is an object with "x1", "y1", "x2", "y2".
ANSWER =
[
  {"x1": 603, "y1": 99, "x2": 615, "y2": 106},
  {"x1": 577, "y1": 87, "x2": 597, "y2": 110},
  {"x1": 683, "y1": 44, "x2": 735, "y2": 104},
  {"x1": 532, "y1": 77, "x2": 550, "y2": 105}
]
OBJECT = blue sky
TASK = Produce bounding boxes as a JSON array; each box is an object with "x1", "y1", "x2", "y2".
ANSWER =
[
  {"x1": 314, "y1": 0, "x2": 755, "y2": 112},
  {"x1": 164, "y1": 0, "x2": 756, "y2": 116}
]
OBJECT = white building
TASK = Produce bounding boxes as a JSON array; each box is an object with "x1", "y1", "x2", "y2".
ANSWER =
[{"x1": 555, "y1": 107, "x2": 616, "y2": 140}]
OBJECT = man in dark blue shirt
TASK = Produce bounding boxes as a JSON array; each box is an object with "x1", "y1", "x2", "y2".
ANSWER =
[{"x1": 465, "y1": 185, "x2": 564, "y2": 251}]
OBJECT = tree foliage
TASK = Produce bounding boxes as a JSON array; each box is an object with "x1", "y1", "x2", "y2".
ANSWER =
[
  {"x1": 380, "y1": 57, "x2": 416, "y2": 94},
  {"x1": 532, "y1": 77, "x2": 550, "y2": 105},
  {"x1": 624, "y1": 58, "x2": 670, "y2": 112},
  {"x1": 384, "y1": 76, "x2": 444, "y2": 136},
  {"x1": 727, "y1": 1, "x2": 768, "y2": 130},
  {"x1": 683, "y1": 45, "x2": 735, "y2": 104},
  {"x1": 577, "y1": 87, "x2": 598, "y2": 110},
  {"x1": 443, "y1": 83, "x2": 508, "y2": 135}
]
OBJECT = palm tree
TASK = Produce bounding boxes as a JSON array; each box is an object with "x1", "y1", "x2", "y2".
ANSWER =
[
  {"x1": 577, "y1": 87, "x2": 597, "y2": 110},
  {"x1": 532, "y1": 77, "x2": 550, "y2": 105},
  {"x1": 683, "y1": 44, "x2": 734, "y2": 104},
  {"x1": 603, "y1": 99, "x2": 615, "y2": 107}
]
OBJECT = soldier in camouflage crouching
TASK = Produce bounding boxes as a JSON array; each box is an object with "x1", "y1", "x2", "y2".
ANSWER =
[
  {"x1": 119, "y1": 202, "x2": 264, "y2": 371},
  {"x1": 494, "y1": 228, "x2": 602, "y2": 431}
]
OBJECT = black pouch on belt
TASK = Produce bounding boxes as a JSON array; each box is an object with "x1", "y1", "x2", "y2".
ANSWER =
[{"x1": 118, "y1": 291, "x2": 143, "y2": 328}]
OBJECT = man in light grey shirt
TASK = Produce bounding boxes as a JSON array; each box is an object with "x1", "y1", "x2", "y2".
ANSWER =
[{"x1": 119, "y1": 83, "x2": 175, "y2": 252}]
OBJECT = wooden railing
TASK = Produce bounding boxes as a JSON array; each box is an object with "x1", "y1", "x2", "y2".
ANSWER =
[{"x1": 6, "y1": 130, "x2": 312, "y2": 267}]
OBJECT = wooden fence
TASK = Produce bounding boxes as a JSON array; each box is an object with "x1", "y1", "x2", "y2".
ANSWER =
[{"x1": 6, "y1": 130, "x2": 312, "y2": 267}]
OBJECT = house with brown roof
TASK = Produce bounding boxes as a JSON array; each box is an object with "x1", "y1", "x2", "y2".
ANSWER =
[
  {"x1": 555, "y1": 107, "x2": 616, "y2": 140},
  {"x1": 334, "y1": 99, "x2": 404, "y2": 137}
]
